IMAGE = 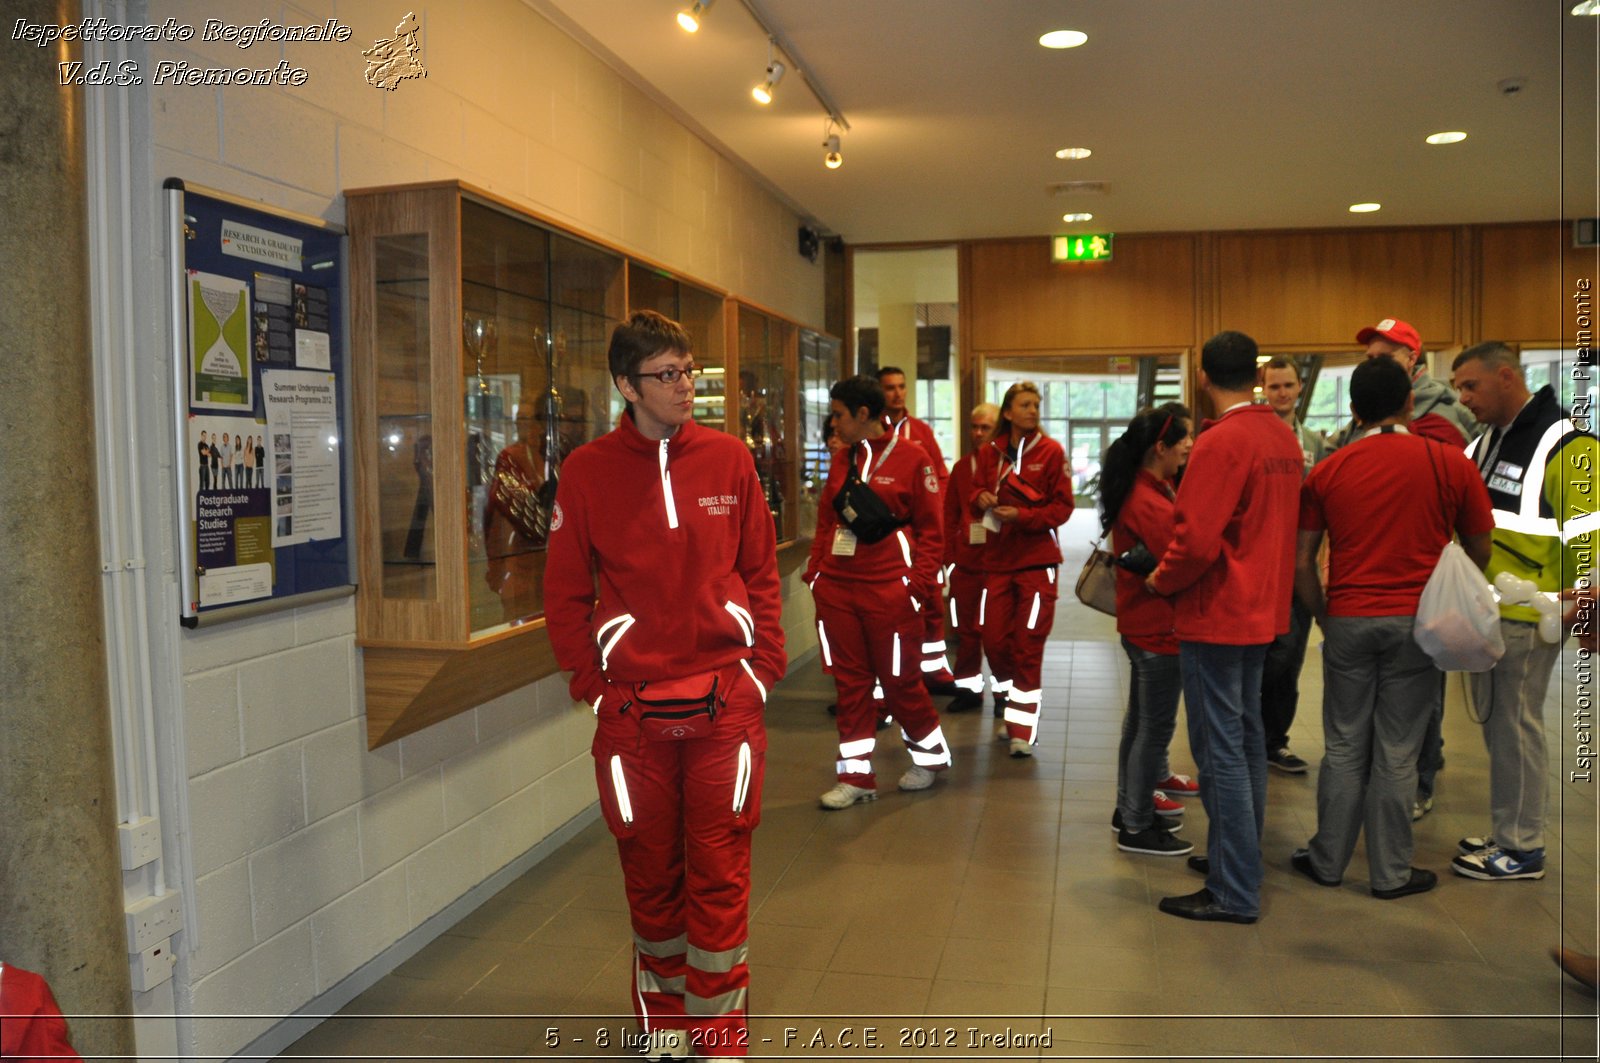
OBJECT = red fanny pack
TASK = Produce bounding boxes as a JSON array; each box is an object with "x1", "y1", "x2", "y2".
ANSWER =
[
  {"x1": 999, "y1": 474, "x2": 1045, "y2": 507},
  {"x1": 632, "y1": 671, "x2": 723, "y2": 741}
]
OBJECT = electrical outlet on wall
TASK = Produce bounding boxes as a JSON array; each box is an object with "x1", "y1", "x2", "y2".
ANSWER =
[
  {"x1": 125, "y1": 891, "x2": 184, "y2": 953},
  {"x1": 130, "y1": 937, "x2": 175, "y2": 993}
]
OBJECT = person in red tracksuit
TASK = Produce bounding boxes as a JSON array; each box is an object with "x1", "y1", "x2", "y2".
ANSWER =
[
  {"x1": 545, "y1": 310, "x2": 785, "y2": 1063},
  {"x1": 808, "y1": 374, "x2": 953, "y2": 810},
  {"x1": 877, "y1": 365, "x2": 959, "y2": 696},
  {"x1": 970, "y1": 382, "x2": 1074, "y2": 758},
  {"x1": 944, "y1": 401, "x2": 999, "y2": 713}
]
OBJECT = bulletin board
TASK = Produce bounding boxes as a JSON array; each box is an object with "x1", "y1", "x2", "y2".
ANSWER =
[{"x1": 166, "y1": 180, "x2": 355, "y2": 627}]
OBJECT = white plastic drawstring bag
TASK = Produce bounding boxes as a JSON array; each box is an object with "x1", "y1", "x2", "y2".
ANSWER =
[{"x1": 1413, "y1": 541, "x2": 1504, "y2": 672}]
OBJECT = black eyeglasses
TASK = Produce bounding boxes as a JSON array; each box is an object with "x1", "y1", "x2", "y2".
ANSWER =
[{"x1": 631, "y1": 363, "x2": 697, "y2": 385}]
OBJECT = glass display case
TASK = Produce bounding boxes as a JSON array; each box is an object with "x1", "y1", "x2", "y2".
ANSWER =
[
  {"x1": 349, "y1": 182, "x2": 816, "y2": 746},
  {"x1": 737, "y1": 304, "x2": 796, "y2": 542},
  {"x1": 349, "y1": 181, "x2": 623, "y2": 745},
  {"x1": 797, "y1": 327, "x2": 841, "y2": 540}
]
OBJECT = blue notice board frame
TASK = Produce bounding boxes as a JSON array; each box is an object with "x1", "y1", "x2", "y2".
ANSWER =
[{"x1": 167, "y1": 180, "x2": 355, "y2": 627}]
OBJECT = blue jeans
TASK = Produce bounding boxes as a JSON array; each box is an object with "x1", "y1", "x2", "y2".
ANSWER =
[
  {"x1": 1117, "y1": 639, "x2": 1183, "y2": 832},
  {"x1": 1180, "y1": 640, "x2": 1270, "y2": 917}
]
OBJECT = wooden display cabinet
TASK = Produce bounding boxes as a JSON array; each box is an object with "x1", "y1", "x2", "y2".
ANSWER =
[{"x1": 347, "y1": 180, "x2": 624, "y2": 747}]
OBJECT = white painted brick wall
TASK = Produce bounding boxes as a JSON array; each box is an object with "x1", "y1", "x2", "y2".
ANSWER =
[{"x1": 147, "y1": 2, "x2": 824, "y2": 1057}]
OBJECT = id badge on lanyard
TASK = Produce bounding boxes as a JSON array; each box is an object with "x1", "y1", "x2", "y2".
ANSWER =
[{"x1": 832, "y1": 527, "x2": 858, "y2": 556}]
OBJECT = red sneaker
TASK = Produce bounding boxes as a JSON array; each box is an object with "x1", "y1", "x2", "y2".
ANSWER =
[
  {"x1": 1153, "y1": 790, "x2": 1185, "y2": 818},
  {"x1": 1157, "y1": 773, "x2": 1199, "y2": 797}
]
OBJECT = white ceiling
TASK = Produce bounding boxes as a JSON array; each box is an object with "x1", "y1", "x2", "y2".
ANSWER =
[{"x1": 537, "y1": 0, "x2": 1598, "y2": 245}]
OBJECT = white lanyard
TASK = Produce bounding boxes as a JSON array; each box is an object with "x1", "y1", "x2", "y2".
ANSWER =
[
  {"x1": 857, "y1": 433, "x2": 899, "y2": 481},
  {"x1": 1000, "y1": 432, "x2": 1031, "y2": 483}
]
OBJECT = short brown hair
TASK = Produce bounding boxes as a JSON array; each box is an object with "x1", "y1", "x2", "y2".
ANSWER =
[{"x1": 608, "y1": 309, "x2": 692, "y2": 380}]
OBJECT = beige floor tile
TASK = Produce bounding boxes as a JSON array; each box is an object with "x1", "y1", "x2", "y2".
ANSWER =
[
  {"x1": 278, "y1": 643, "x2": 1583, "y2": 1060},
  {"x1": 806, "y1": 970, "x2": 933, "y2": 1018}
]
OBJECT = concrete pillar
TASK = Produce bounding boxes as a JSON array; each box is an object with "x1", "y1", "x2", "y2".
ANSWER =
[
  {"x1": 879, "y1": 302, "x2": 920, "y2": 409},
  {"x1": 0, "y1": 0, "x2": 136, "y2": 1056}
]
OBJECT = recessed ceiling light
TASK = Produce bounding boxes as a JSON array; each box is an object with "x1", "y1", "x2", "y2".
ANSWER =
[
  {"x1": 1062, "y1": 212, "x2": 1094, "y2": 223},
  {"x1": 1039, "y1": 30, "x2": 1088, "y2": 49},
  {"x1": 1055, "y1": 147, "x2": 1092, "y2": 160},
  {"x1": 1349, "y1": 202, "x2": 1382, "y2": 213},
  {"x1": 1425, "y1": 131, "x2": 1468, "y2": 145}
]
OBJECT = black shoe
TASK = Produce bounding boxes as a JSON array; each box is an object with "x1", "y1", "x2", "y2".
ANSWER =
[
  {"x1": 1186, "y1": 854, "x2": 1209, "y2": 875},
  {"x1": 1111, "y1": 808, "x2": 1182, "y2": 834},
  {"x1": 1267, "y1": 747, "x2": 1309, "y2": 774},
  {"x1": 946, "y1": 689, "x2": 983, "y2": 713},
  {"x1": 992, "y1": 694, "x2": 1007, "y2": 718},
  {"x1": 1372, "y1": 867, "x2": 1437, "y2": 900},
  {"x1": 1118, "y1": 825, "x2": 1194, "y2": 856},
  {"x1": 1290, "y1": 848, "x2": 1341, "y2": 887},
  {"x1": 924, "y1": 675, "x2": 960, "y2": 696},
  {"x1": 1157, "y1": 888, "x2": 1257, "y2": 924}
]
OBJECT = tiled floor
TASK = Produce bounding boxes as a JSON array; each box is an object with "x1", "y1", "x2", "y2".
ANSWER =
[{"x1": 285, "y1": 606, "x2": 1599, "y2": 1061}]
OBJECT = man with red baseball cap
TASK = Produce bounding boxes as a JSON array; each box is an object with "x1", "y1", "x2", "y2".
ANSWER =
[
  {"x1": 1332, "y1": 318, "x2": 1478, "y2": 448},
  {"x1": 1330, "y1": 318, "x2": 1481, "y2": 825}
]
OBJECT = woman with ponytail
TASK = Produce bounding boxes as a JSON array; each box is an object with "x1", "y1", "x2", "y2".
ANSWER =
[
  {"x1": 970, "y1": 382, "x2": 1074, "y2": 758},
  {"x1": 1101, "y1": 403, "x2": 1197, "y2": 857}
]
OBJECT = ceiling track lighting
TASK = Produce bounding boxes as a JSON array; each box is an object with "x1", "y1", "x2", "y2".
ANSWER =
[
  {"x1": 822, "y1": 120, "x2": 842, "y2": 169},
  {"x1": 676, "y1": 0, "x2": 715, "y2": 34},
  {"x1": 752, "y1": 39, "x2": 785, "y2": 104}
]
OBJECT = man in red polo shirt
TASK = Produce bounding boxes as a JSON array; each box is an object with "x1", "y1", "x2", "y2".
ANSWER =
[
  {"x1": 878, "y1": 365, "x2": 959, "y2": 696},
  {"x1": 1292, "y1": 356, "x2": 1493, "y2": 900},
  {"x1": 1145, "y1": 330, "x2": 1303, "y2": 924}
]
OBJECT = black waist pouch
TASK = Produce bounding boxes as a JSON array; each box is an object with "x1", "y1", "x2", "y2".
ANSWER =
[{"x1": 833, "y1": 466, "x2": 907, "y2": 544}]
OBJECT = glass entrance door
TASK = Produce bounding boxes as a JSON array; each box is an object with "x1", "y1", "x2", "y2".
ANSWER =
[{"x1": 978, "y1": 351, "x2": 1188, "y2": 571}]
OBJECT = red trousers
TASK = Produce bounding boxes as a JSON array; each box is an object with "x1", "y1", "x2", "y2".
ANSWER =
[
  {"x1": 947, "y1": 563, "x2": 988, "y2": 693},
  {"x1": 813, "y1": 577, "x2": 949, "y2": 786},
  {"x1": 920, "y1": 569, "x2": 952, "y2": 679},
  {"x1": 981, "y1": 566, "x2": 1059, "y2": 745},
  {"x1": 591, "y1": 663, "x2": 766, "y2": 1056}
]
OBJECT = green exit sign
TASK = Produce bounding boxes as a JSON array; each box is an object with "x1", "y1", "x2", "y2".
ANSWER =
[{"x1": 1052, "y1": 233, "x2": 1113, "y2": 262}]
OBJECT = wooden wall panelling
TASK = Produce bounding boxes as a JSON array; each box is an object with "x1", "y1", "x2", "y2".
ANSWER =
[
  {"x1": 1478, "y1": 222, "x2": 1600, "y2": 344},
  {"x1": 1214, "y1": 229, "x2": 1459, "y2": 350},
  {"x1": 967, "y1": 235, "x2": 1198, "y2": 353}
]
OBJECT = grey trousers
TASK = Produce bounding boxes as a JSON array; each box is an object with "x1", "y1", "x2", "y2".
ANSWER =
[
  {"x1": 1470, "y1": 619, "x2": 1562, "y2": 853},
  {"x1": 1307, "y1": 615, "x2": 1439, "y2": 891}
]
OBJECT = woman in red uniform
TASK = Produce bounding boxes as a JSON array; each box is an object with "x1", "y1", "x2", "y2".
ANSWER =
[
  {"x1": 1099, "y1": 404, "x2": 1196, "y2": 856},
  {"x1": 545, "y1": 310, "x2": 785, "y2": 1062},
  {"x1": 970, "y1": 382, "x2": 1074, "y2": 757},
  {"x1": 807, "y1": 375, "x2": 952, "y2": 809}
]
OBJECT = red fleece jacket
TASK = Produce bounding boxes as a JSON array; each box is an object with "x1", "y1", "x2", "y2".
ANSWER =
[
  {"x1": 1113, "y1": 470, "x2": 1179, "y2": 655},
  {"x1": 544, "y1": 413, "x2": 786, "y2": 705},
  {"x1": 1148, "y1": 403, "x2": 1302, "y2": 644},
  {"x1": 806, "y1": 433, "x2": 944, "y2": 600},
  {"x1": 968, "y1": 429, "x2": 1074, "y2": 572}
]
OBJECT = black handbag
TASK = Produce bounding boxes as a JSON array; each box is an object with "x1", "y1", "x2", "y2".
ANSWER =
[{"x1": 833, "y1": 464, "x2": 907, "y2": 545}]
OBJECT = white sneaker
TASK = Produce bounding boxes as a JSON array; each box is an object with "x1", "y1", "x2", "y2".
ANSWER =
[
  {"x1": 898, "y1": 765, "x2": 937, "y2": 791},
  {"x1": 642, "y1": 1028, "x2": 690, "y2": 1061},
  {"x1": 1412, "y1": 795, "x2": 1434, "y2": 821},
  {"x1": 994, "y1": 720, "x2": 1009, "y2": 741},
  {"x1": 819, "y1": 782, "x2": 877, "y2": 810},
  {"x1": 1009, "y1": 738, "x2": 1033, "y2": 758}
]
